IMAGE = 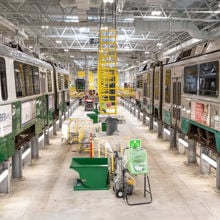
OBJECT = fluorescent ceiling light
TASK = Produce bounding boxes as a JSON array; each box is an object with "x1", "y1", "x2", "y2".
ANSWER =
[
  {"x1": 56, "y1": 40, "x2": 62, "y2": 44},
  {"x1": 103, "y1": 0, "x2": 114, "y2": 3},
  {"x1": 65, "y1": 16, "x2": 79, "y2": 23},
  {"x1": 157, "y1": 43, "x2": 163, "y2": 47},
  {"x1": 124, "y1": 18, "x2": 134, "y2": 22},
  {"x1": 64, "y1": 49, "x2": 69, "y2": 52},
  {"x1": 79, "y1": 27, "x2": 90, "y2": 33},
  {"x1": 151, "y1": 10, "x2": 162, "y2": 16},
  {"x1": 41, "y1": 25, "x2": 49, "y2": 29}
]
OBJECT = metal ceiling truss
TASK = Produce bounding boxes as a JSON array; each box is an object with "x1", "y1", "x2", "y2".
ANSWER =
[{"x1": 0, "y1": 0, "x2": 219, "y2": 71}]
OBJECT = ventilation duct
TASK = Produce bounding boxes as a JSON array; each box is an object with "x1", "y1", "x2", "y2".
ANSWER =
[{"x1": 134, "y1": 19, "x2": 209, "y2": 40}]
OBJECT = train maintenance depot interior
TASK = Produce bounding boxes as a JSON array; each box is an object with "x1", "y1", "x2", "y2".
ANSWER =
[{"x1": 1, "y1": 0, "x2": 220, "y2": 219}]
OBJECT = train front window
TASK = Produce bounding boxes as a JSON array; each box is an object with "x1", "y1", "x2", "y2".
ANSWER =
[
  {"x1": 14, "y1": 62, "x2": 25, "y2": 97},
  {"x1": 184, "y1": 65, "x2": 198, "y2": 94},
  {"x1": 165, "y1": 69, "x2": 171, "y2": 103},
  {"x1": 199, "y1": 61, "x2": 218, "y2": 97},
  {"x1": 0, "y1": 58, "x2": 7, "y2": 100}
]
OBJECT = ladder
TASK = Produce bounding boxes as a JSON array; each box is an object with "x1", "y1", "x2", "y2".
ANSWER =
[{"x1": 97, "y1": 27, "x2": 118, "y2": 115}]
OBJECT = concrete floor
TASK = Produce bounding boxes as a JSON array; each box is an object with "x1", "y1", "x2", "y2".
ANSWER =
[{"x1": 0, "y1": 105, "x2": 220, "y2": 220}]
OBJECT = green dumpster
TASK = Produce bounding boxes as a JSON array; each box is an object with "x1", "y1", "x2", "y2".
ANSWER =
[
  {"x1": 86, "y1": 113, "x2": 98, "y2": 123},
  {"x1": 70, "y1": 157, "x2": 110, "y2": 190}
]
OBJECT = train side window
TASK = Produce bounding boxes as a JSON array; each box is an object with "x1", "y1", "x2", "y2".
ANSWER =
[
  {"x1": 33, "y1": 66, "x2": 40, "y2": 94},
  {"x1": 64, "y1": 75, "x2": 69, "y2": 89},
  {"x1": 199, "y1": 61, "x2": 218, "y2": 97},
  {"x1": 184, "y1": 65, "x2": 198, "y2": 94},
  {"x1": 0, "y1": 58, "x2": 8, "y2": 100},
  {"x1": 47, "y1": 70, "x2": 52, "y2": 92},
  {"x1": 165, "y1": 69, "x2": 171, "y2": 103},
  {"x1": 146, "y1": 73, "x2": 151, "y2": 98},
  {"x1": 57, "y1": 73, "x2": 62, "y2": 91},
  {"x1": 14, "y1": 62, "x2": 25, "y2": 97},
  {"x1": 23, "y1": 64, "x2": 34, "y2": 96},
  {"x1": 154, "y1": 70, "x2": 159, "y2": 100}
]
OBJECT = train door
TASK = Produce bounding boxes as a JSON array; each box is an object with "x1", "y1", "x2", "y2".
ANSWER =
[
  {"x1": 162, "y1": 68, "x2": 171, "y2": 126},
  {"x1": 172, "y1": 77, "x2": 182, "y2": 129},
  {"x1": 39, "y1": 71, "x2": 47, "y2": 127}
]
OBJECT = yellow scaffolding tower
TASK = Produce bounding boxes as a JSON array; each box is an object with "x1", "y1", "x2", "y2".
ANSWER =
[{"x1": 97, "y1": 27, "x2": 118, "y2": 115}]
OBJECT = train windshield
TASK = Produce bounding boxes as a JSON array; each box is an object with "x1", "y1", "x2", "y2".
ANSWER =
[
  {"x1": 183, "y1": 65, "x2": 197, "y2": 94},
  {"x1": 0, "y1": 57, "x2": 7, "y2": 100},
  {"x1": 199, "y1": 61, "x2": 218, "y2": 97}
]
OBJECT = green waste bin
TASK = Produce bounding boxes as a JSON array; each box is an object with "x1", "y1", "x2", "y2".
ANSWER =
[
  {"x1": 86, "y1": 113, "x2": 98, "y2": 123},
  {"x1": 101, "y1": 122, "x2": 107, "y2": 131},
  {"x1": 70, "y1": 157, "x2": 109, "y2": 190}
]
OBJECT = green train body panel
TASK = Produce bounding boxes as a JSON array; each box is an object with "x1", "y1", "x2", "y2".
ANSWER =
[
  {"x1": 163, "y1": 110, "x2": 171, "y2": 126},
  {"x1": 0, "y1": 134, "x2": 15, "y2": 163},
  {"x1": 146, "y1": 103, "x2": 152, "y2": 115},
  {"x1": 181, "y1": 118, "x2": 190, "y2": 135},
  {"x1": 181, "y1": 117, "x2": 220, "y2": 153}
]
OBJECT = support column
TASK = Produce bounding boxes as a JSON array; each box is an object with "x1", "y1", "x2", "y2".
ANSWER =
[
  {"x1": 177, "y1": 133, "x2": 186, "y2": 154},
  {"x1": 44, "y1": 127, "x2": 49, "y2": 145},
  {"x1": 31, "y1": 136, "x2": 39, "y2": 158},
  {"x1": 12, "y1": 148, "x2": 22, "y2": 179},
  {"x1": 23, "y1": 141, "x2": 32, "y2": 166},
  {"x1": 216, "y1": 157, "x2": 220, "y2": 190},
  {"x1": 200, "y1": 146, "x2": 211, "y2": 175},
  {"x1": 149, "y1": 115, "x2": 153, "y2": 130},
  {"x1": 138, "y1": 108, "x2": 140, "y2": 120},
  {"x1": 129, "y1": 104, "x2": 132, "y2": 113},
  {"x1": 157, "y1": 120, "x2": 163, "y2": 139},
  {"x1": 143, "y1": 111, "x2": 146, "y2": 125},
  {"x1": 59, "y1": 115, "x2": 62, "y2": 129},
  {"x1": 133, "y1": 105, "x2": 136, "y2": 116},
  {"x1": 53, "y1": 119, "x2": 57, "y2": 135},
  {"x1": 0, "y1": 161, "x2": 11, "y2": 193},
  {"x1": 187, "y1": 139, "x2": 197, "y2": 164},
  {"x1": 56, "y1": 119, "x2": 60, "y2": 132},
  {"x1": 170, "y1": 127, "x2": 177, "y2": 149}
]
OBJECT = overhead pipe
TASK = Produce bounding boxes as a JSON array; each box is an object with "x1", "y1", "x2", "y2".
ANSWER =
[{"x1": 0, "y1": 15, "x2": 28, "y2": 39}]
